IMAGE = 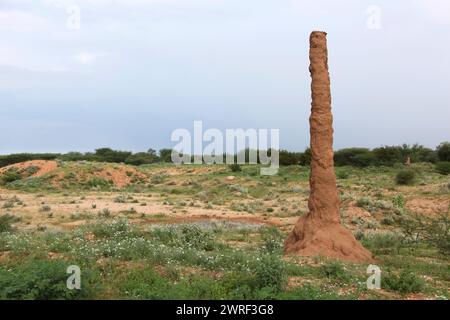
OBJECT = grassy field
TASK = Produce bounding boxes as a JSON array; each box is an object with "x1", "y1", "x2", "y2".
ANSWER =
[{"x1": 0, "y1": 161, "x2": 449, "y2": 300}]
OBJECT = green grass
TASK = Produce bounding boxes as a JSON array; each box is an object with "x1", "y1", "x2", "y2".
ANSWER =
[{"x1": 0, "y1": 217, "x2": 447, "y2": 299}]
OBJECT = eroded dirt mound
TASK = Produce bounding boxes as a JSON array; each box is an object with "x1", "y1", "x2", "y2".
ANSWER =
[
  {"x1": 49, "y1": 163, "x2": 147, "y2": 189},
  {"x1": 0, "y1": 160, "x2": 147, "y2": 189},
  {"x1": 0, "y1": 160, "x2": 58, "y2": 177}
]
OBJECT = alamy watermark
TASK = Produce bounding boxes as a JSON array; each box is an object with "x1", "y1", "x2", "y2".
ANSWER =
[
  {"x1": 66, "y1": 265, "x2": 81, "y2": 290},
  {"x1": 44, "y1": 0, "x2": 81, "y2": 30},
  {"x1": 366, "y1": 264, "x2": 381, "y2": 290},
  {"x1": 366, "y1": 5, "x2": 382, "y2": 30},
  {"x1": 171, "y1": 121, "x2": 279, "y2": 175}
]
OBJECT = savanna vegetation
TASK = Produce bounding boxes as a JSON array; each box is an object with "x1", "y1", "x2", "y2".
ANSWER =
[{"x1": 0, "y1": 145, "x2": 448, "y2": 300}]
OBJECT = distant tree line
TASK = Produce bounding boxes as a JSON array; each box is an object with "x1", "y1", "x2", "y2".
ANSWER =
[
  {"x1": 278, "y1": 142, "x2": 449, "y2": 167},
  {"x1": 0, "y1": 142, "x2": 449, "y2": 168}
]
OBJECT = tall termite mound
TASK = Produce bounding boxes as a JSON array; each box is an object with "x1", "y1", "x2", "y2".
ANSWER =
[{"x1": 284, "y1": 31, "x2": 373, "y2": 263}]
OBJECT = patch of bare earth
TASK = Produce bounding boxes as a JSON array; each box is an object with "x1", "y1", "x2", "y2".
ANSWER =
[
  {"x1": 0, "y1": 160, "x2": 58, "y2": 177},
  {"x1": 406, "y1": 198, "x2": 450, "y2": 216}
]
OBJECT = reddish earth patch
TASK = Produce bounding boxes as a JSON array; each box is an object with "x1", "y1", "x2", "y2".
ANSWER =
[
  {"x1": 97, "y1": 166, "x2": 146, "y2": 188},
  {"x1": 0, "y1": 160, "x2": 58, "y2": 177},
  {"x1": 406, "y1": 198, "x2": 450, "y2": 216},
  {"x1": 345, "y1": 206, "x2": 372, "y2": 218}
]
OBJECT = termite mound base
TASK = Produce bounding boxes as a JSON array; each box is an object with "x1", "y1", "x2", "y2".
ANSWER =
[{"x1": 285, "y1": 215, "x2": 374, "y2": 263}]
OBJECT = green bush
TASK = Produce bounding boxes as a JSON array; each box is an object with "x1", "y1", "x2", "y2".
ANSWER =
[
  {"x1": 228, "y1": 164, "x2": 242, "y2": 172},
  {"x1": 395, "y1": 169, "x2": 416, "y2": 185},
  {"x1": 253, "y1": 254, "x2": 287, "y2": 292},
  {"x1": 93, "y1": 148, "x2": 132, "y2": 163},
  {"x1": 151, "y1": 224, "x2": 216, "y2": 251},
  {"x1": 392, "y1": 194, "x2": 405, "y2": 208},
  {"x1": 397, "y1": 213, "x2": 450, "y2": 256},
  {"x1": 0, "y1": 170, "x2": 22, "y2": 184},
  {"x1": 298, "y1": 148, "x2": 311, "y2": 166},
  {"x1": 334, "y1": 148, "x2": 372, "y2": 167},
  {"x1": 278, "y1": 150, "x2": 302, "y2": 166},
  {"x1": 86, "y1": 177, "x2": 112, "y2": 189},
  {"x1": 336, "y1": 170, "x2": 350, "y2": 179},
  {"x1": 260, "y1": 227, "x2": 284, "y2": 254},
  {"x1": 0, "y1": 259, "x2": 99, "y2": 299},
  {"x1": 125, "y1": 152, "x2": 159, "y2": 166},
  {"x1": 373, "y1": 146, "x2": 403, "y2": 166},
  {"x1": 383, "y1": 269, "x2": 424, "y2": 294},
  {"x1": 435, "y1": 162, "x2": 450, "y2": 175},
  {"x1": 84, "y1": 219, "x2": 138, "y2": 239},
  {"x1": 356, "y1": 197, "x2": 373, "y2": 209},
  {"x1": 436, "y1": 142, "x2": 450, "y2": 161},
  {"x1": 319, "y1": 262, "x2": 351, "y2": 283},
  {"x1": 361, "y1": 233, "x2": 403, "y2": 254},
  {"x1": 0, "y1": 214, "x2": 19, "y2": 233}
]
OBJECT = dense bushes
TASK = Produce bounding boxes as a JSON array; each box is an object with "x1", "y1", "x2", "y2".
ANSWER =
[
  {"x1": 333, "y1": 144, "x2": 439, "y2": 167},
  {"x1": 124, "y1": 152, "x2": 159, "y2": 166},
  {"x1": 278, "y1": 150, "x2": 302, "y2": 165},
  {"x1": 0, "y1": 259, "x2": 99, "y2": 299},
  {"x1": 437, "y1": 142, "x2": 450, "y2": 161},
  {"x1": 334, "y1": 148, "x2": 371, "y2": 167},
  {"x1": 0, "y1": 142, "x2": 446, "y2": 168},
  {"x1": 0, "y1": 153, "x2": 59, "y2": 168},
  {"x1": 383, "y1": 270, "x2": 424, "y2": 294},
  {"x1": 435, "y1": 162, "x2": 450, "y2": 175}
]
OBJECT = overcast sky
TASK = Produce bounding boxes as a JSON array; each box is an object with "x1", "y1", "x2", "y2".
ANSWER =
[{"x1": 1, "y1": 0, "x2": 449, "y2": 154}]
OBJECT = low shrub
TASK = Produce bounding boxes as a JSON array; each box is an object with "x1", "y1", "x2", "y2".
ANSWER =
[
  {"x1": 228, "y1": 164, "x2": 242, "y2": 172},
  {"x1": 0, "y1": 259, "x2": 99, "y2": 299},
  {"x1": 318, "y1": 262, "x2": 351, "y2": 283},
  {"x1": 392, "y1": 194, "x2": 405, "y2": 209},
  {"x1": 395, "y1": 169, "x2": 416, "y2": 185},
  {"x1": 151, "y1": 224, "x2": 216, "y2": 251},
  {"x1": 253, "y1": 254, "x2": 287, "y2": 292},
  {"x1": 0, "y1": 170, "x2": 22, "y2": 185},
  {"x1": 259, "y1": 227, "x2": 284, "y2": 254},
  {"x1": 397, "y1": 213, "x2": 450, "y2": 256},
  {"x1": 84, "y1": 219, "x2": 137, "y2": 239},
  {"x1": 435, "y1": 162, "x2": 450, "y2": 175},
  {"x1": 0, "y1": 214, "x2": 20, "y2": 233},
  {"x1": 336, "y1": 170, "x2": 350, "y2": 179},
  {"x1": 383, "y1": 269, "x2": 424, "y2": 294},
  {"x1": 361, "y1": 232, "x2": 403, "y2": 254}
]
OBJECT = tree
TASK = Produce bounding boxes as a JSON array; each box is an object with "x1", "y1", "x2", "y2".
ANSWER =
[
  {"x1": 159, "y1": 149, "x2": 173, "y2": 163},
  {"x1": 437, "y1": 142, "x2": 450, "y2": 162},
  {"x1": 94, "y1": 148, "x2": 132, "y2": 163}
]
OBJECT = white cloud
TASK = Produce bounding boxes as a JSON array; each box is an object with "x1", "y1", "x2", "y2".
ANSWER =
[
  {"x1": 74, "y1": 52, "x2": 104, "y2": 65},
  {"x1": 0, "y1": 10, "x2": 50, "y2": 32},
  {"x1": 0, "y1": 45, "x2": 67, "y2": 72},
  {"x1": 40, "y1": 0, "x2": 219, "y2": 6},
  {"x1": 415, "y1": 0, "x2": 450, "y2": 23}
]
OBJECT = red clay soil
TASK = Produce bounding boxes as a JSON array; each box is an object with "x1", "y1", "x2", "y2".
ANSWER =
[
  {"x1": 284, "y1": 32, "x2": 373, "y2": 263},
  {"x1": 0, "y1": 160, "x2": 58, "y2": 177},
  {"x1": 97, "y1": 166, "x2": 144, "y2": 188}
]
